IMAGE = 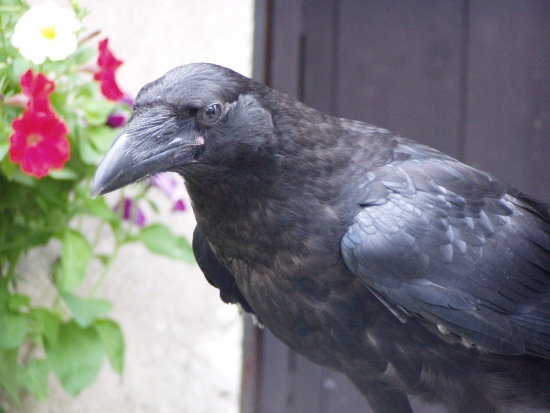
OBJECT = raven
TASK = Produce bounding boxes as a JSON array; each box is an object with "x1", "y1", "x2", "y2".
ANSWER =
[{"x1": 92, "y1": 63, "x2": 550, "y2": 413}]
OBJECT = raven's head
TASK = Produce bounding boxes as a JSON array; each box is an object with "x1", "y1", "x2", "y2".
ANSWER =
[{"x1": 91, "y1": 63, "x2": 275, "y2": 195}]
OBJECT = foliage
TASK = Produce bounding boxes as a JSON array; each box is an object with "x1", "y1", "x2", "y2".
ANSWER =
[{"x1": 0, "y1": 0, "x2": 194, "y2": 407}]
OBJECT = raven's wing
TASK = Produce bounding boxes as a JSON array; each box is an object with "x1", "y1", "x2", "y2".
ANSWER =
[
  {"x1": 341, "y1": 146, "x2": 550, "y2": 357},
  {"x1": 192, "y1": 226, "x2": 255, "y2": 313}
]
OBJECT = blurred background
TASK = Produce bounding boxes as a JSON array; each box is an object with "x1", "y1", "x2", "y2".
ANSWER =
[{"x1": 12, "y1": 1, "x2": 254, "y2": 412}]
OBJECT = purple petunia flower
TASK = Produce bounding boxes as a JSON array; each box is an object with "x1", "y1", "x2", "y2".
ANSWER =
[
  {"x1": 106, "y1": 111, "x2": 127, "y2": 128},
  {"x1": 172, "y1": 199, "x2": 186, "y2": 212},
  {"x1": 120, "y1": 94, "x2": 134, "y2": 107},
  {"x1": 115, "y1": 197, "x2": 146, "y2": 226},
  {"x1": 150, "y1": 172, "x2": 186, "y2": 212}
]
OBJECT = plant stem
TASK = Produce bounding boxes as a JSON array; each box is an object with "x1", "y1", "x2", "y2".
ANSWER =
[{"x1": 89, "y1": 241, "x2": 120, "y2": 297}]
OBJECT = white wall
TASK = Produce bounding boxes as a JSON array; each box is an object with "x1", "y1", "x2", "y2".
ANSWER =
[
  {"x1": 16, "y1": 1, "x2": 254, "y2": 412},
  {"x1": 85, "y1": 0, "x2": 254, "y2": 94}
]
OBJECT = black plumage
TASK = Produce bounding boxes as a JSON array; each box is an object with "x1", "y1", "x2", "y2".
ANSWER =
[{"x1": 92, "y1": 63, "x2": 550, "y2": 413}]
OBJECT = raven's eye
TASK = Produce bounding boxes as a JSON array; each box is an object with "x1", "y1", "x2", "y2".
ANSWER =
[{"x1": 198, "y1": 103, "x2": 224, "y2": 126}]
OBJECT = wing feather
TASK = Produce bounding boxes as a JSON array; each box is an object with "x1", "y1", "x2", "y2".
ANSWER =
[
  {"x1": 192, "y1": 226, "x2": 255, "y2": 313},
  {"x1": 342, "y1": 151, "x2": 550, "y2": 358}
]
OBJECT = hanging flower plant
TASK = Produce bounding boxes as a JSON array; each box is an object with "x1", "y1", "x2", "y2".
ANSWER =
[{"x1": 0, "y1": 1, "x2": 192, "y2": 407}]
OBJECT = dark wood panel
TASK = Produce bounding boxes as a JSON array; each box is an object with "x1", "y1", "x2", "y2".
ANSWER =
[
  {"x1": 301, "y1": 0, "x2": 338, "y2": 112},
  {"x1": 336, "y1": 0, "x2": 465, "y2": 157},
  {"x1": 323, "y1": 372, "x2": 373, "y2": 412},
  {"x1": 286, "y1": 352, "x2": 325, "y2": 413},
  {"x1": 241, "y1": 321, "x2": 261, "y2": 413},
  {"x1": 255, "y1": 330, "x2": 293, "y2": 413},
  {"x1": 464, "y1": 0, "x2": 550, "y2": 200},
  {"x1": 269, "y1": 0, "x2": 303, "y2": 97}
]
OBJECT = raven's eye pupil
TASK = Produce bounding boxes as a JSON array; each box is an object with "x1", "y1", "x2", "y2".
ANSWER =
[
  {"x1": 199, "y1": 103, "x2": 224, "y2": 126},
  {"x1": 205, "y1": 105, "x2": 217, "y2": 118}
]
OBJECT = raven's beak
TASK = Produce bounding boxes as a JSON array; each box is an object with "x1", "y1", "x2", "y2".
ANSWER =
[{"x1": 91, "y1": 108, "x2": 203, "y2": 196}]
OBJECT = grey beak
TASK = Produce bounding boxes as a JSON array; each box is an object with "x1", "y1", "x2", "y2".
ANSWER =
[{"x1": 91, "y1": 108, "x2": 204, "y2": 196}]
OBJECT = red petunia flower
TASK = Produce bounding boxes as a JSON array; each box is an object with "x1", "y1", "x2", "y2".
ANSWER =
[
  {"x1": 20, "y1": 69, "x2": 56, "y2": 113},
  {"x1": 9, "y1": 110, "x2": 70, "y2": 178},
  {"x1": 94, "y1": 38, "x2": 124, "y2": 101}
]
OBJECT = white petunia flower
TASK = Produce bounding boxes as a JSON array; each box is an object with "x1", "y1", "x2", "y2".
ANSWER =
[{"x1": 11, "y1": 3, "x2": 80, "y2": 65}]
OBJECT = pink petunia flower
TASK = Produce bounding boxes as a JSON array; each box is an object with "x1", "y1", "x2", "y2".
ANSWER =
[
  {"x1": 8, "y1": 70, "x2": 70, "y2": 178},
  {"x1": 20, "y1": 69, "x2": 56, "y2": 114},
  {"x1": 9, "y1": 111, "x2": 70, "y2": 178},
  {"x1": 94, "y1": 38, "x2": 124, "y2": 101}
]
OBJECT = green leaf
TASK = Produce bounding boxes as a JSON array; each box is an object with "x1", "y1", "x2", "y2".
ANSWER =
[
  {"x1": 0, "y1": 310, "x2": 28, "y2": 349},
  {"x1": 77, "y1": 133, "x2": 102, "y2": 165},
  {"x1": 45, "y1": 321, "x2": 104, "y2": 395},
  {"x1": 49, "y1": 168, "x2": 80, "y2": 180},
  {"x1": 0, "y1": 0, "x2": 26, "y2": 12},
  {"x1": 18, "y1": 358, "x2": 49, "y2": 400},
  {"x1": 0, "y1": 140, "x2": 8, "y2": 163},
  {"x1": 69, "y1": 46, "x2": 95, "y2": 67},
  {"x1": 11, "y1": 57, "x2": 29, "y2": 80},
  {"x1": 59, "y1": 229, "x2": 92, "y2": 292},
  {"x1": 29, "y1": 308, "x2": 60, "y2": 346},
  {"x1": 74, "y1": 194, "x2": 116, "y2": 221},
  {"x1": 0, "y1": 348, "x2": 20, "y2": 407},
  {"x1": 7, "y1": 294, "x2": 30, "y2": 311},
  {"x1": 11, "y1": 168, "x2": 36, "y2": 187},
  {"x1": 0, "y1": 156, "x2": 17, "y2": 180},
  {"x1": 63, "y1": 293, "x2": 112, "y2": 328},
  {"x1": 88, "y1": 125, "x2": 117, "y2": 153},
  {"x1": 94, "y1": 319, "x2": 124, "y2": 374},
  {"x1": 74, "y1": 83, "x2": 114, "y2": 126},
  {"x1": 95, "y1": 254, "x2": 112, "y2": 267},
  {"x1": 76, "y1": 125, "x2": 116, "y2": 166},
  {"x1": 137, "y1": 224, "x2": 195, "y2": 263}
]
